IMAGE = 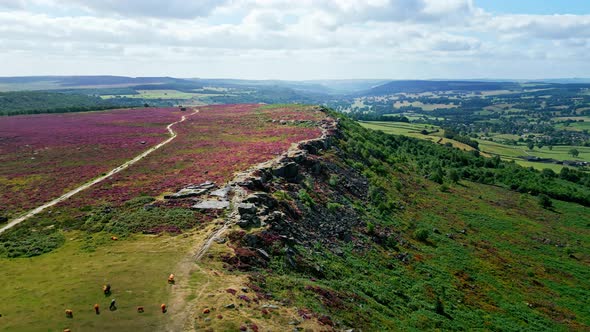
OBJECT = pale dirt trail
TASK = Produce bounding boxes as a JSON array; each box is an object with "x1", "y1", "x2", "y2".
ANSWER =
[
  {"x1": 164, "y1": 187, "x2": 246, "y2": 332},
  {"x1": 0, "y1": 109, "x2": 199, "y2": 235}
]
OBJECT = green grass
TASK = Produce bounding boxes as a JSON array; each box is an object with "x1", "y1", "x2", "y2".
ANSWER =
[
  {"x1": 477, "y1": 139, "x2": 590, "y2": 171},
  {"x1": 0, "y1": 231, "x2": 199, "y2": 331},
  {"x1": 393, "y1": 101, "x2": 456, "y2": 111},
  {"x1": 262, "y1": 177, "x2": 590, "y2": 330},
  {"x1": 360, "y1": 121, "x2": 479, "y2": 152},
  {"x1": 555, "y1": 121, "x2": 590, "y2": 132},
  {"x1": 359, "y1": 121, "x2": 437, "y2": 138},
  {"x1": 248, "y1": 115, "x2": 590, "y2": 330}
]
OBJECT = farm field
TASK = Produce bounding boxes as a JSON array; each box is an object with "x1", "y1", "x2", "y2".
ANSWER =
[
  {"x1": 393, "y1": 100, "x2": 456, "y2": 111},
  {"x1": 477, "y1": 140, "x2": 590, "y2": 171},
  {"x1": 101, "y1": 89, "x2": 230, "y2": 101},
  {"x1": 358, "y1": 121, "x2": 588, "y2": 171},
  {"x1": 555, "y1": 121, "x2": 590, "y2": 132},
  {"x1": 0, "y1": 108, "x2": 184, "y2": 218},
  {"x1": 359, "y1": 121, "x2": 479, "y2": 152}
]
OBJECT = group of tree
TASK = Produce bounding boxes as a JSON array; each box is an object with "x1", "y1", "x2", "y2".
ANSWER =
[
  {"x1": 337, "y1": 113, "x2": 590, "y2": 207},
  {"x1": 0, "y1": 91, "x2": 142, "y2": 116}
]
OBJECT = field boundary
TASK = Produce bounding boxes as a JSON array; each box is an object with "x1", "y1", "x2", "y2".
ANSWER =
[{"x1": 0, "y1": 109, "x2": 199, "y2": 235}]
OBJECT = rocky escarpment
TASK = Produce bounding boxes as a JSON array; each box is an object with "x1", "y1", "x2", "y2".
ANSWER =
[
  {"x1": 216, "y1": 114, "x2": 371, "y2": 273},
  {"x1": 163, "y1": 110, "x2": 370, "y2": 272}
]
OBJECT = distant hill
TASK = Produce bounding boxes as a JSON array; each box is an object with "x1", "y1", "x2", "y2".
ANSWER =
[
  {"x1": 0, "y1": 76, "x2": 193, "y2": 91},
  {"x1": 361, "y1": 80, "x2": 523, "y2": 96}
]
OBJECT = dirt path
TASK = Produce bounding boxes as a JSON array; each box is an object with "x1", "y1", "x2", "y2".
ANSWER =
[
  {"x1": 0, "y1": 109, "x2": 199, "y2": 235},
  {"x1": 165, "y1": 185, "x2": 246, "y2": 332},
  {"x1": 164, "y1": 227, "x2": 221, "y2": 332}
]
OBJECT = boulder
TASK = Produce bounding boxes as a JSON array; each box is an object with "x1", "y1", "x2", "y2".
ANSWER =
[
  {"x1": 237, "y1": 216, "x2": 260, "y2": 228},
  {"x1": 170, "y1": 188, "x2": 208, "y2": 198},
  {"x1": 0, "y1": 216, "x2": 7, "y2": 223},
  {"x1": 287, "y1": 150, "x2": 307, "y2": 163},
  {"x1": 256, "y1": 248, "x2": 270, "y2": 260},
  {"x1": 165, "y1": 182, "x2": 216, "y2": 199},
  {"x1": 272, "y1": 162, "x2": 299, "y2": 180},
  {"x1": 237, "y1": 203, "x2": 257, "y2": 216},
  {"x1": 243, "y1": 192, "x2": 277, "y2": 208},
  {"x1": 243, "y1": 234, "x2": 261, "y2": 247},
  {"x1": 213, "y1": 237, "x2": 227, "y2": 244},
  {"x1": 192, "y1": 200, "x2": 229, "y2": 210},
  {"x1": 210, "y1": 186, "x2": 231, "y2": 199},
  {"x1": 263, "y1": 211, "x2": 286, "y2": 225},
  {"x1": 237, "y1": 177, "x2": 266, "y2": 190}
]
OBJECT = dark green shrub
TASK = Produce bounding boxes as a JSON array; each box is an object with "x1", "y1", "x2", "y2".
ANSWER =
[
  {"x1": 414, "y1": 228, "x2": 429, "y2": 242},
  {"x1": 538, "y1": 194, "x2": 553, "y2": 209},
  {"x1": 298, "y1": 189, "x2": 316, "y2": 207}
]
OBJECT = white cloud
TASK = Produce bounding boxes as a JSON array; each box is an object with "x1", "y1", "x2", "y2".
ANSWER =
[
  {"x1": 60, "y1": 0, "x2": 228, "y2": 18},
  {"x1": 0, "y1": 1, "x2": 588, "y2": 79},
  {"x1": 487, "y1": 14, "x2": 590, "y2": 40}
]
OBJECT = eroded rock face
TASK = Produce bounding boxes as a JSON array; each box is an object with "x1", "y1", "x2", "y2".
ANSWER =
[
  {"x1": 217, "y1": 112, "x2": 372, "y2": 278},
  {"x1": 220, "y1": 114, "x2": 374, "y2": 276},
  {"x1": 237, "y1": 203, "x2": 257, "y2": 215},
  {"x1": 272, "y1": 162, "x2": 299, "y2": 181},
  {"x1": 243, "y1": 192, "x2": 277, "y2": 209}
]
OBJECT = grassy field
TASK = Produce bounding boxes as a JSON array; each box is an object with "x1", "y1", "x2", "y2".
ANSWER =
[
  {"x1": 384, "y1": 113, "x2": 445, "y2": 121},
  {"x1": 360, "y1": 121, "x2": 590, "y2": 171},
  {"x1": 477, "y1": 139, "x2": 590, "y2": 171},
  {"x1": 0, "y1": 230, "x2": 205, "y2": 331},
  {"x1": 393, "y1": 101, "x2": 456, "y2": 111},
  {"x1": 359, "y1": 121, "x2": 479, "y2": 152},
  {"x1": 101, "y1": 89, "x2": 231, "y2": 100},
  {"x1": 555, "y1": 121, "x2": 590, "y2": 132},
  {"x1": 399, "y1": 181, "x2": 590, "y2": 330}
]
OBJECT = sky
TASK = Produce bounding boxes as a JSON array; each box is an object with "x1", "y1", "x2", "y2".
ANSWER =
[{"x1": 0, "y1": 0, "x2": 589, "y2": 80}]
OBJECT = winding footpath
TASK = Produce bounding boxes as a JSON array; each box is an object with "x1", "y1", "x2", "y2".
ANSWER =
[{"x1": 0, "y1": 109, "x2": 199, "y2": 235}]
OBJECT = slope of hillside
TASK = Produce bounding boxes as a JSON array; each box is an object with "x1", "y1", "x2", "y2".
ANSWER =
[
  {"x1": 0, "y1": 105, "x2": 588, "y2": 331},
  {"x1": 189, "y1": 110, "x2": 589, "y2": 331},
  {"x1": 362, "y1": 80, "x2": 522, "y2": 96}
]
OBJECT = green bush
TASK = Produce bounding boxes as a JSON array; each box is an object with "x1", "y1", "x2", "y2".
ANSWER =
[
  {"x1": 414, "y1": 228, "x2": 430, "y2": 242},
  {"x1": 0, "y1": 228, "x2": 65, "y2": 258},
  {"x1": 538, "y1": 194, "x2": 553, "y2": 209},
  {"x1": 273, "y1": 190, "x2": 293, "y2": 202},
  {"x1": 367, "y1": 222, "x2": 376, "y2": 235},
  {"x1": 298, "y1": 189, "x2": 316, "y2": 207},
  {"x1": 106, "y1": 207, "x2": 197, "y2": 235},
  {"x1": 328, "y1": 175, "x2": 340, "y2": 186},
  {"x1": 327, "y1": 202, "x2": 343, "y2": 212}
]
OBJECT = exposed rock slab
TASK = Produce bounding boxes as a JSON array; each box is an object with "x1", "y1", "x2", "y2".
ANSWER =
[
  {"x1": 210, "y1": 186, "x2": 231, "y2": 199},
  {"x1": 192, "y1": 200, "x2": 229, "y2": 210},
  {"x1": 165, "y1": 181, "x2": 216, "y2": 199}
]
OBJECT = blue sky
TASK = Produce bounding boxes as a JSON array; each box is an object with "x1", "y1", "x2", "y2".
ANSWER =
[
  {"x1": 478, "y1": 0, "x2": 590, "y2": 15},
  {"x1": 0, "y1": 0, "x2": 589, "y2": 79}
]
